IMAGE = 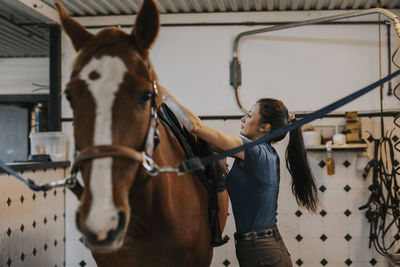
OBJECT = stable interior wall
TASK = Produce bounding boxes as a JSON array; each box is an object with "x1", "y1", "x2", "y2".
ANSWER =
[
  {"x1": 0, "y1": 58, "x2": 49, "y2": 95},
  {"x1": 61, "y1": 13, "x2": 400, "y2": 118},
  {"x1": 60, "y1": 10, "x2": 400, "y2": 267}
]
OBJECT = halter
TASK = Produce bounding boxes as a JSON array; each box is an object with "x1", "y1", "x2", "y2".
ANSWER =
[{"x1": 65, "y1": 64, "x2": 163, "y2": 192}]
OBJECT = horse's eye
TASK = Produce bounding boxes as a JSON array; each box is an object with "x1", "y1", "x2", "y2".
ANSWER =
[
  {"x1": 65, "y1": 88, "x2": 74, "y2": 108},
  {"x1": 139, "y1": 91, "x2": 153, "y2": 107}
]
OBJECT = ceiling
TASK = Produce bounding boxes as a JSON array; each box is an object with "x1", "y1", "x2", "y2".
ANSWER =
[{"x1": 0, "y1": 0, "x2": 400, "y2": 58}]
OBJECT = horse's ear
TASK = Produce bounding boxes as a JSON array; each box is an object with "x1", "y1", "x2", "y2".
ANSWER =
[
  {"x1": 132, "y1": 0, "x2": 160, "y2": 50},
  {"x1": 55, "y1": 2, "x2": 93, "y2": 51}
]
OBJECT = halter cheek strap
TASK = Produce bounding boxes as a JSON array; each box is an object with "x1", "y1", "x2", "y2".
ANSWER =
[{"x1": 144, "y1": 80, "x2": 159, "y2": 156}]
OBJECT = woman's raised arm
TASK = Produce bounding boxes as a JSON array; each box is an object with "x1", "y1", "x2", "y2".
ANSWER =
[{"x1": 160, "y1": 86, "x2": 244, "y2": 160}]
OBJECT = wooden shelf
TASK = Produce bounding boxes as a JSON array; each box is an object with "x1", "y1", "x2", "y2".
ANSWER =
[{"x1": 305, "y1": 144, "x2": 367, "y2": 151}]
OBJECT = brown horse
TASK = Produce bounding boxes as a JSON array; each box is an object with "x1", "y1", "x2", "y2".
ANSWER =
[{"x1": 55, "y1": 0, "x2": 228, "y2": 266}]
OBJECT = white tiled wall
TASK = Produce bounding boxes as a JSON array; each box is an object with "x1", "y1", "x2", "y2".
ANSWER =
[
  {"x1": 0, "y1": 168, "x2": 66, "y2": 267},
  {"x1": 63, "y1": 116, "x2": 400, "y2": 267}
]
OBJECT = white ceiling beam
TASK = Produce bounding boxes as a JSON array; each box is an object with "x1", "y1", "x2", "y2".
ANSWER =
[
  {"x1": 59, "y1": 0, "x2": 85, "y2": 16},
  {"x1": 74, "y1": 9, "x2": 400, "y2": 27},
  {"x1": 216, "y1": 0, "x2": 226, "y2": 12},
  {"x1": 81, "y1": 0, "x2": 106, "y2": 15},
  {"x1": 388, "y1": 1, "x2": 397, "y2": 8},
  {"x1": 339, "y1": 0, "x2": 348, "y2": 9},
  {"x1": 189, "y1": 0, "x2": 202, "y2": 12},
  {"x1": 279, "y1": 0, "x2": 287, "y2": 11},
  {"x1": 4, "y1": 0, "x2": 59, "y2": 23},
  {"x1": 231, "y1": 0, "x2": 238, "y2": 12},
  {"x1": 365, "y1": 0, "x2": 375, "y2": 9},
  {"x1": 328, "y1": 0, "x2": 337, "y2": 10},
  {"x1": 65, "y1": 0, "x2": 95, "y2": 15},
  {"x1": 352, "y1": 0, "x2": 361, "y2": 9},
  {"x1": 203, "y1": 0, "x2": 214, "y2": 12},
  {"x1": 304, "y1": 0, "x2": 312, "y2": 10},
  {"x1": 254, "y1": 0, "x2": 262, "y2": 11},
  {"x1": 315, "y1": 0, "x2": 324, "y2": 10},
  {"x1": 176, "y1": 0, "x2": 191, "y2": 12},
  {"x1": 112, "y1": 0, "x2": 131, "y2": 13},
  {"x1": 267, "y1": 0, "x2": 274, "y2": 11},
  {"x1": 242, "y1": 0, "x2": 250, "y2": 11},
  {"x1": 98, "y1": 0, "x2": 120, "y2": 14},
  {"x1": 164, "y1": 0, "x2": 179, "y2": 13},
  {"x1": 291, "y1": 0, "x2": 299, "y2": 10},
  {"x1": 125, "y1": 0, "x2": 140, "y2": 12}
]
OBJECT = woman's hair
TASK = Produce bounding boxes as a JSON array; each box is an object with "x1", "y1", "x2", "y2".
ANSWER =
[{"x1": 257, "y1": 98, "x2": 319, "y2": 212}]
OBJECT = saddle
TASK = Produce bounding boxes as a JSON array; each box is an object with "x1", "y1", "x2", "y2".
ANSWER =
[{"x1": 158, "y1": 103, "x2": 229, "y2": 247}]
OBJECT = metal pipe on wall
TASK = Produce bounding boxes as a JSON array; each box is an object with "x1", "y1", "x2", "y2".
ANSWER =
[{"x1": 230, "y1": 8, "x2": 400, "y2": 112}]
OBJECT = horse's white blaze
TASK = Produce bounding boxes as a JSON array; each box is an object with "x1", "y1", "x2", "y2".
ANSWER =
[{"x1": 79, "y1": 56, "x2": 127, "y2": 239}]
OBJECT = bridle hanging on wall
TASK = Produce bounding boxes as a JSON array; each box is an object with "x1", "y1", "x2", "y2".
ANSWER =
[{"x1": 359, "y1": 7, "x2": 400, "y2": 262}]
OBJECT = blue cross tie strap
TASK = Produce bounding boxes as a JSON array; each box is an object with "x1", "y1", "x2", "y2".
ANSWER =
[
  {"x1": 0, "y1": 159, "x2": 50, "y2": 191},
  {"x1": 177, "y1": 69, "x2": 400, "y2": 173}
]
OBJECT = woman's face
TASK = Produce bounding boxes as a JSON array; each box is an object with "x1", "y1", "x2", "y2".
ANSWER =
[{"x1": 240, "y1": 103, "x2": 266, "y2": 140}]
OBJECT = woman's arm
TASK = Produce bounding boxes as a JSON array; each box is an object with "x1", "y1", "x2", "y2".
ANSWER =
[{"x1": 160, "y1": 86, "x2": 244, "y2": 160}]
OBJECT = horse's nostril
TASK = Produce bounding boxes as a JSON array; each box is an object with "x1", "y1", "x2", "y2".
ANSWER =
[
  {"x1": 77, "y1": 210, "x2": 127, "y2": 246},
  {"x1": 117, "y1": 211, "x2": 126, "y2": 232}
]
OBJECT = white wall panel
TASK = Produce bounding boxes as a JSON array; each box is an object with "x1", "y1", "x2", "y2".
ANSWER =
[
  {"x1": 150, "y1": 23, "x2": 400, "y2": 116},
  {"x1": 0, "y1": 58, "x2": 49, "y2": 95}
]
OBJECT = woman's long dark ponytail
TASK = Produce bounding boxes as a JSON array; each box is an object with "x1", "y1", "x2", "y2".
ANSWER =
[
  {"x1": 257, "y1": 98, "x2": 319, "y2": 213},
  {"x1": 285, "y1": 122, "x2": 318, "y2": 212}
]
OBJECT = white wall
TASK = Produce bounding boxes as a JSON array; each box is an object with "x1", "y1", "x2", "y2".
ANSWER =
[
  {"x1": 0, "y1": 58, "x2": 49, "y2": 95},
  {"x1": 62, "y1": 12, "x2": 400, "y2": 117},
  {"x1": 151, "y1": 23, "x2": 400, "y2": 115}
]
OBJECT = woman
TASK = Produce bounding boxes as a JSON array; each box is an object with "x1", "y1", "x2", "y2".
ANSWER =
[{"x1": 162, "y1": 89, "x2": 319, "y2": 267}]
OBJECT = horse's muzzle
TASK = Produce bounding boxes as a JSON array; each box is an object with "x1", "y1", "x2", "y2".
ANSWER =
[{"x1": 76, "y1": 211, "x2": 127, "y2": 251}]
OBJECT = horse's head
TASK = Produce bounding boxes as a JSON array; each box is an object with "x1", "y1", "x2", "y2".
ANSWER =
[{"x1": 56, "y1": 0, "x2": 160, "y2": 251}]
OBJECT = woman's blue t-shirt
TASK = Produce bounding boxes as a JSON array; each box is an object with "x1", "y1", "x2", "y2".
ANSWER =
[{"x1": 225, "y1": 137, "x2": 280, "y2": 232}]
